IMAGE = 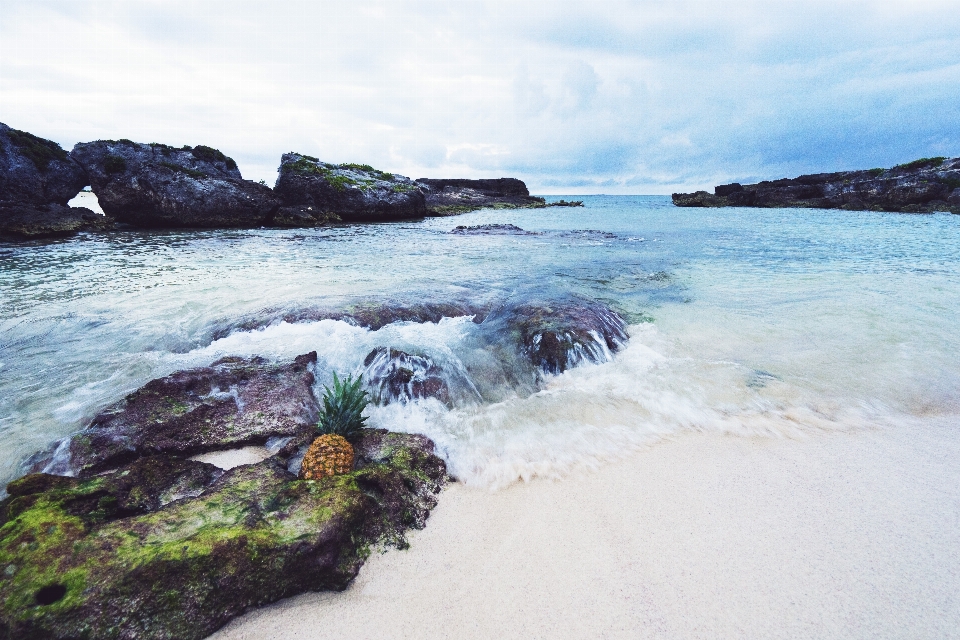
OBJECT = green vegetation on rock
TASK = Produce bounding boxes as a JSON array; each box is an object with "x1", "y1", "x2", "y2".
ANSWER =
[
  {"x1": 339, "y1": 163, "x2": 375, "y2": 172},
  {"x1": 191, "y1": 145, "x2": 238, "y2": 170},
  {"x1": 103, "y1": 155, "x2": 127, "y2": 174},
  {"x1": 159, "y1": 162, "x2": 207, "y2": 179},
  {"x1": 317, "y1": 373, "x2": 369, "y2": 439},
  {"x1": 0, "y1": 428, "x2": 446, "y2": 640},
  {"x1": 7, "y1": 129, "x2": 69, "y2": 172},
  {"x1": 284, "y1": 157, "x2": 329, "y2": 176},
  {"x1": 327, "y1": 174, "x2": 358, "y2": 192},
  {"x1": 896, "y1": 157, "x2": 946, "y2": 171}
]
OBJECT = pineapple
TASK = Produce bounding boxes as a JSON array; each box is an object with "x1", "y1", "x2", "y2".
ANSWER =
[
  {"x1": 299, "y1": 372, "x2": 369, "y2": 480},
  {"x1": 300, "y1": 434, "x2": 354, "y2": 479}
]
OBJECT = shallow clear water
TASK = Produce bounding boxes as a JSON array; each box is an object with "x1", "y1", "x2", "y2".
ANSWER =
[{"x1": 2, "y1": 197, "x2": 959, "y2": 486}]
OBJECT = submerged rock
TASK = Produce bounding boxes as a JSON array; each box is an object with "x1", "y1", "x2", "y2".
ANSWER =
[
  {"x1": 450, "y1": 223, "x2": 535, "y2": 235},
  {"x1": 481, "y1": 296, "x2": 629, "y2": 375},
  {"x1": 70, "y1": 140, "x2": 280, "y2": 228},
  {"x1": 417, "y1": 177, "x2": 546, "y2": 215},
  {"x1": 672, "y1": 156, "x2": 960, "y2": 213},
  {"x1": 274, "y1": 154, "x2": 426, "y2": 222},
  {"x1": 0, "y1": 430, "x2": 446, "y2": 640},
  {"x1": 362, "y1": 347, "x2": 451, "y2": 405},
  {"x1": 0, "y1": 202, "x2": 112, "y2": 239},
  {"x1": 0, "y1": 123, "x2": 87, "y2": 207},
  {"x1": 209, "y1": 299, "x2": 492, "y2": 340},
  {"x1": 26, "y1": 353, "x2": 321, "y2": 477}
]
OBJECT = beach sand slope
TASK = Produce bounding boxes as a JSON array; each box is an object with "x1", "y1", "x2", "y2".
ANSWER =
[{"x1": 212, "y1": 423, "x2": 960, "y2": 639}]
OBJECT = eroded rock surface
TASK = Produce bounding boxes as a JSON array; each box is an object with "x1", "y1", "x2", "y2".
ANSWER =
[
  {"x1": 672, "y1": 156, "x2": 960, "y2": 213},
  {"x1": 362, "y1": 347, "x2": 450, "y2": 406},
  {"x1": 0, "y1": 123, "x2": 109, "y2": 239},
  {"x1": 209, "y1": 299, "x2": 492, "y2": 340},
  {"x1": 0, "y1": 123, "x2": 87, "y2": 206},
  {"x1": 70, "y1": 140, "x2": 280, "y2": 228},
  {"x1": 26, "y1": 353, "x2": 321, "y2": 477},
  {"x1": 481, "y1": 296, "x2": 629, "y2": 375},
  {"x1": 0, "y1": 430, "x2": 446, "y2": 640},
  {"x1": 274, "y1": 154, "x2": 426, "y2": 223},
  {"x1": 0, "y1": 202, "x2": 112, "y2": 239},
  {"x1": 417, "y1": 177, "x2": 546, "y2": 215}
]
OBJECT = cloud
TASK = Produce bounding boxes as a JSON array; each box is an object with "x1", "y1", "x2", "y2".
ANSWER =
[{"x1": 0, "y1": 0, "x2": 958, "y2": 193}]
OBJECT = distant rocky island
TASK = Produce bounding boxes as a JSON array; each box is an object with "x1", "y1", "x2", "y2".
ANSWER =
[
  {"x1": 0, "y1": 122, "x2": 568, "y2": 240},
  {"x1": 673, "y1": 157, "x2": 960, "y2": 213}
]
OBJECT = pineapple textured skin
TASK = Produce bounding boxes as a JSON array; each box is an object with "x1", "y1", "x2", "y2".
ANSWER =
[{"x1": 300, "y1": 433, "x2": 355, "y2": 479}]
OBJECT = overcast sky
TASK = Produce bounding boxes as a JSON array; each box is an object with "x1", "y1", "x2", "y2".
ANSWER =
[{"x1": 2, "y1": 0, "x2": 959, "y2": 193}]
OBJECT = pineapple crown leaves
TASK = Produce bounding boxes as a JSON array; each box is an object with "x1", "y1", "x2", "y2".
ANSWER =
[{"x1": 317, "y1": 372, "x2": 369, "y2": 438}]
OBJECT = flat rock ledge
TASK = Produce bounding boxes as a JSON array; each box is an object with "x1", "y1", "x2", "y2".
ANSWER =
[
  {"x1": 672, "y1": 156, "x2": 960, "y2": 213},
  {"x1": 417, "y1": 178, "x2": 548, "y2": 215},
  {"x1": 0, "y1": 202, "x2": 113, "y2": 240},
  {"x1": 1, "y1": 353, "x2": 446, "y2": 640},
  {"x1": 274, "y1": 154, "x2": 426, "y2": 223}
]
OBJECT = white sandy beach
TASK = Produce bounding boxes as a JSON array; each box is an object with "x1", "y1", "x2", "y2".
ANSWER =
[{"x1": 212, "y1": 421, "x2": 960, "y2": 639}]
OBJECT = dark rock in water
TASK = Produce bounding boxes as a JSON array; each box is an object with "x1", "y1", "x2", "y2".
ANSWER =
[
  {"x1": 70, "y1": 139, "x2": 280, "y2": 228},
  {"x1": 482, "y1": 297, "x2": 629, "y2": 375},
  {"x1": 271, "y1": 204, "x2": 341, "y2": 227},
  {"x1": 0, "y1": 122, "x2": 88, "y2": 207},
  {"x1": 0, "y1": 202, "x2": 112, "y2": 239},
  {"x1": 672, "y1": 156, "x2": 960, "y2": 213},
  {"x1": 26, "y1": 353, "x2": 321, "y2": 477},
  {"x1": 0, "y1": 430, "x2": 446, "y2": 640},
  {"x1": 209, "y1": 299, "x2": 492, "y2": 340},
  {"x1": 545, "y1": 199, "x2": 584, "y2": 207},
  {"x1": 419, "y1": 178, "x2": 530, "y2": 197},
  {"x1": 417, "y1": 177, "x2": 547, "y2": 215},
  {"x1": 274, "y1": 153, "x2": 426, "y2": 222},
  {"x1": 450, "y1": 223, "x2": 534, "y2": 235},
  {"x1": 362, "y1": 347, "x2": 450, "y2": 406}
]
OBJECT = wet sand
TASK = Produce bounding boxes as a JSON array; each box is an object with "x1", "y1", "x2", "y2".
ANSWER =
[{"x1": 211, "y1": 422, "x2": 960, "y2": 639}]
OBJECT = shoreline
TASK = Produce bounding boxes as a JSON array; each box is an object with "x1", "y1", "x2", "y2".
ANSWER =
[{"x1": 212, "y1": 423, "x2": 960, "y2": 639}]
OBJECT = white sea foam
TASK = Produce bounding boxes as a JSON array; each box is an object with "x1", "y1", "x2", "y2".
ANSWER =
[{"x1": 174, "y1": 319, "x2": 900, "y2": 489}]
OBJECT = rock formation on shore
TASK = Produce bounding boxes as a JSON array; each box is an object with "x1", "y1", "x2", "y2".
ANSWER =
[
  {"x1": 2, "y1": 123, "x2": 557, "y2": 238},
  {"x1": 0, "y1": 123, "x2": 109, "y2": 239},
  {"x1": 274, "y1": 153, "x2": 426, "y2": 223},
  {"x1": 25, "y1": 353, "x2": 322, "y2": 478},
  {"x1": 417, "y1": 177, "x2": 548, "y2": 214},
  {"x1": 672, "y1": 156, "x2": 960, "y2": 213},
  {"x1": 71, "y1": 140, "x2": 281, "y2": 228},
  {"x1": 2, "y1": 351, "x2": 446, "y2": 640}
]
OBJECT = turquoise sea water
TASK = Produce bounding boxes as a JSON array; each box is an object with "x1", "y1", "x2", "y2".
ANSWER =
[{"x1": 2, "y1": 197, "x2": 959, "y2": 486}]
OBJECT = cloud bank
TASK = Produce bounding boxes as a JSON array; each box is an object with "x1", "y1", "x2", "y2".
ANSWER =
[{"x1": 1, "y1": 0, "x2": 959, "y2": 193}]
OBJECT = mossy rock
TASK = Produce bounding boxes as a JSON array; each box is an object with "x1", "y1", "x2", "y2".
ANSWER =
[
  {"x1": 0, "y1": 430, "x2": 446, "y2": 640},
  {"x1": 274, "y1": 153, "x2": 426, "y2": 222}
]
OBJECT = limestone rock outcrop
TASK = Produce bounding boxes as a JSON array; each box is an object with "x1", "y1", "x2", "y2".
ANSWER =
[
  {"x1": 0, "y1": 122, "x2": 109, "y2": 239},
  {"x1": 70, "y1": 140, "x2": 280, "y2": 228},
  {"x1": 417, "y1": 177, "x2": 547, "y2": 214},
  {"x1": 672, "y1": 157, "x2": 960, "y2": 213},
  {"x1": 274, "y1": 153, "x2": 426, "y2": 223}
]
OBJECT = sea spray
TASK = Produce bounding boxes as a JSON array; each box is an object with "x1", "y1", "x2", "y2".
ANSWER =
[{"x1": 154, "y1": 318, "x2": 882, "y2": 489}]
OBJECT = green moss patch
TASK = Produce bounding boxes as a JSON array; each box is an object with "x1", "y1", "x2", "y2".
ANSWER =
[
  {"x1": 896, "y1": 157, "x2": 946, "y2": 171},
  {"x1": 191, "y1": 145, "x2": 238, "y2": 170},
  {"x1": 0, "y1": 429, "x2": 446, "y2": 639},
  {"x1": 103, "y1": 155, "x2": 127, "y2": 174},
  {"x1": 7, "y1": 129, "x2": 69, "y2": 172},
  {"x1": 159, "y1": 162, "x2": 207, "y2": 179}
]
